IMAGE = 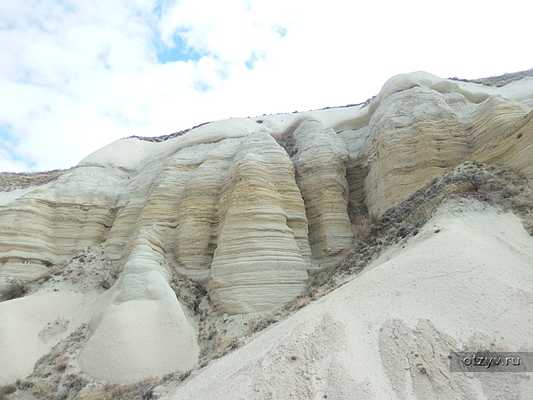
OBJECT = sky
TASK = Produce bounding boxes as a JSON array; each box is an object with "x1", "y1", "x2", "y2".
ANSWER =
[{"x1": 1, "y1": 0, "x2": 532, "y2": 172}]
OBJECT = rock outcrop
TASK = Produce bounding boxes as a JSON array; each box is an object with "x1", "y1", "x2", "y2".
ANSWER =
[
  {"x1": 1, "y1": 69, "x2": 533, "y2": 390},
  {"x1": 291, "y1": 119, "x2": 353, "y2": 268},
  {"x1": 208, "y1": 132, "x2": 309, "y2": 313}
]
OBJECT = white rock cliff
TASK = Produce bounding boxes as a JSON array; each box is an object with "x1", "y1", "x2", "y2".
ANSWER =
[{"x1": 1, "y1": 70, "x2": 533, "y2": 399}]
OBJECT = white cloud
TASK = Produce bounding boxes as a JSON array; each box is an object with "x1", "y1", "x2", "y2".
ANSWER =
[{"x1": 1, "y1": 0, "x2": 532, "y2": 171}]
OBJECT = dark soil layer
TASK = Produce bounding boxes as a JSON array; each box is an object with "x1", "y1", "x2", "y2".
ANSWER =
[
  {"x1": 0, "y1": 169, "x2": 65, "y2": 191},
  {"x1": 450, "y1": 68, "x2": 533, "y2": 87}
]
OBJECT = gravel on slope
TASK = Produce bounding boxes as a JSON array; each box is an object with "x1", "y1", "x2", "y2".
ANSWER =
[{"x1": 0, "y1": 169, "x2": 65, "y2": 192}]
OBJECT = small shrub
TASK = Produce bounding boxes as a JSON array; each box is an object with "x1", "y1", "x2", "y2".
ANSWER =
[
  {"x1": 2, "y1": 280, "x2": 27, "y2": 301},
  {"x1": 0, "y1": 384, "x2": 16, "y2": 400},
  {"x1": 62, "y1": 374, "x2": 89, "y2": 397},
  {"x1": 55, "y1": 363, "x2": 67, "y2": 372},
  {"x1": 31, "y1": 381, "x2": 54, "y2": 399},
  {"x1": 79, "y1": 378, "x2": 160, "y2": 400}
]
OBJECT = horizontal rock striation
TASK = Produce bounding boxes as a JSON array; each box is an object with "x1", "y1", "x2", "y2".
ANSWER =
[
  {"x1": 0, "y1": 198, "x2": 117, "y2": 265},
  {"x1": 469, "y1": 98, "x2": 533, "y2": 177},
  {"x1": 208, "y1": 132, "x2": 309, "y2": 313},
  {"x1": 1, "y1": 72, "x2": 532, "y2": 303},
  {"x1": 173, "y1": 139, "x2": 241, "y2": 279},
  {"x1": 351, "y1": 73, "x2": 533, "y2": 217},
  {"x1": 363, "y1": 86, "x2": 471, "y2": 216},
  {"x1": 291, "y1": 119, "x2": 353, "y2": 268},
  {"x1": 2, "y1": 69, "x2": 533, "y2": 385},
  {"x1": 2, "y1": 72, "x2": 533, "y2": 310}
]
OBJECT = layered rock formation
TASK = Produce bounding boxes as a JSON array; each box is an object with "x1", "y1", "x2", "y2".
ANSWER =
[
  {"x1": 208, "y1": 132, "x2": 309, "y2": 313},
  {"x1": 1, "y1": 69, "x2": 533, "y2": 391},
  {"x1": 291, "y1": 119, "x2": 353, "y2": 268}
]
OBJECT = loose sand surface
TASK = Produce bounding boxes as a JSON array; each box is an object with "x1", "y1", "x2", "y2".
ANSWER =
[{"x1": 166, "y1": 200, "x2": 533, "y2": 400}]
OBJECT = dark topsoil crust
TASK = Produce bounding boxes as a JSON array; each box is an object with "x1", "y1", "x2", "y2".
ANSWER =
[
  {"x1": 0, "y1": 169, "x2": 65, "y2": 192},
  {"x1": 128, "y1": 68, "x2": 533, "y2": 144},
  {"x1": 449, "y1": 68, "x2": 533, "y2": 88}
]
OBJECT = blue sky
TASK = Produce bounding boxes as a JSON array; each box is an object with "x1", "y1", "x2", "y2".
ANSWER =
[
  {"x1": 1, "y1": 0, "x2": 532, "y2": 172},
  {"x1": 154, "y1": 31, "x2": 205, "y2": 63},
  {"x1": 0, "y1": 125, "x2": 21, "y2": 164},
  {"x1": 0, "y1": 124, "x2": 38, "y2": 167}
]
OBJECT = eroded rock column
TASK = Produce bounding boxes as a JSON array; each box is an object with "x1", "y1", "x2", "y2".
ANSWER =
[
  {"x1": 292, "y1": 119, "x2": 353, "y2": 268},
  {"x1": 363, "y1": 86, "x2": 470, "y2": 216},
  {"x1": 208, "y1": 132, "x2": 309, "y2": 314},
  {"x1": 174, "y1": 139, "x2": 242, "y2": 281}
]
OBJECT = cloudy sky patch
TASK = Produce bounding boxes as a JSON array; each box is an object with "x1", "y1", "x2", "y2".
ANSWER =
[{"x1": 1, "y1": 0, "x2": 532, "y2": 171}]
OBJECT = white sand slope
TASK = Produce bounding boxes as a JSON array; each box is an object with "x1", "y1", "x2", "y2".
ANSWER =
[
  {"x1": 0, "y1": 290, "x2": 93, "y2": 385},
  {"x1": 167, "y1": 200, "x2": 533, "y2": 400},
  {"x1": 79, "y1": 274, "x2": 199, "y2": 384},
  {"x1": 0, "y1": 233, "x2": 199, "y2": 386},
  {"x1": 79, "y1": 230, "x2": 199, "y2": 383}
]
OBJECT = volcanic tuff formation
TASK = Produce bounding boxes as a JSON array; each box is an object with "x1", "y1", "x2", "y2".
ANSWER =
[{"x1": 1, "y1": 70, "x2": 533, "y2": 398}]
